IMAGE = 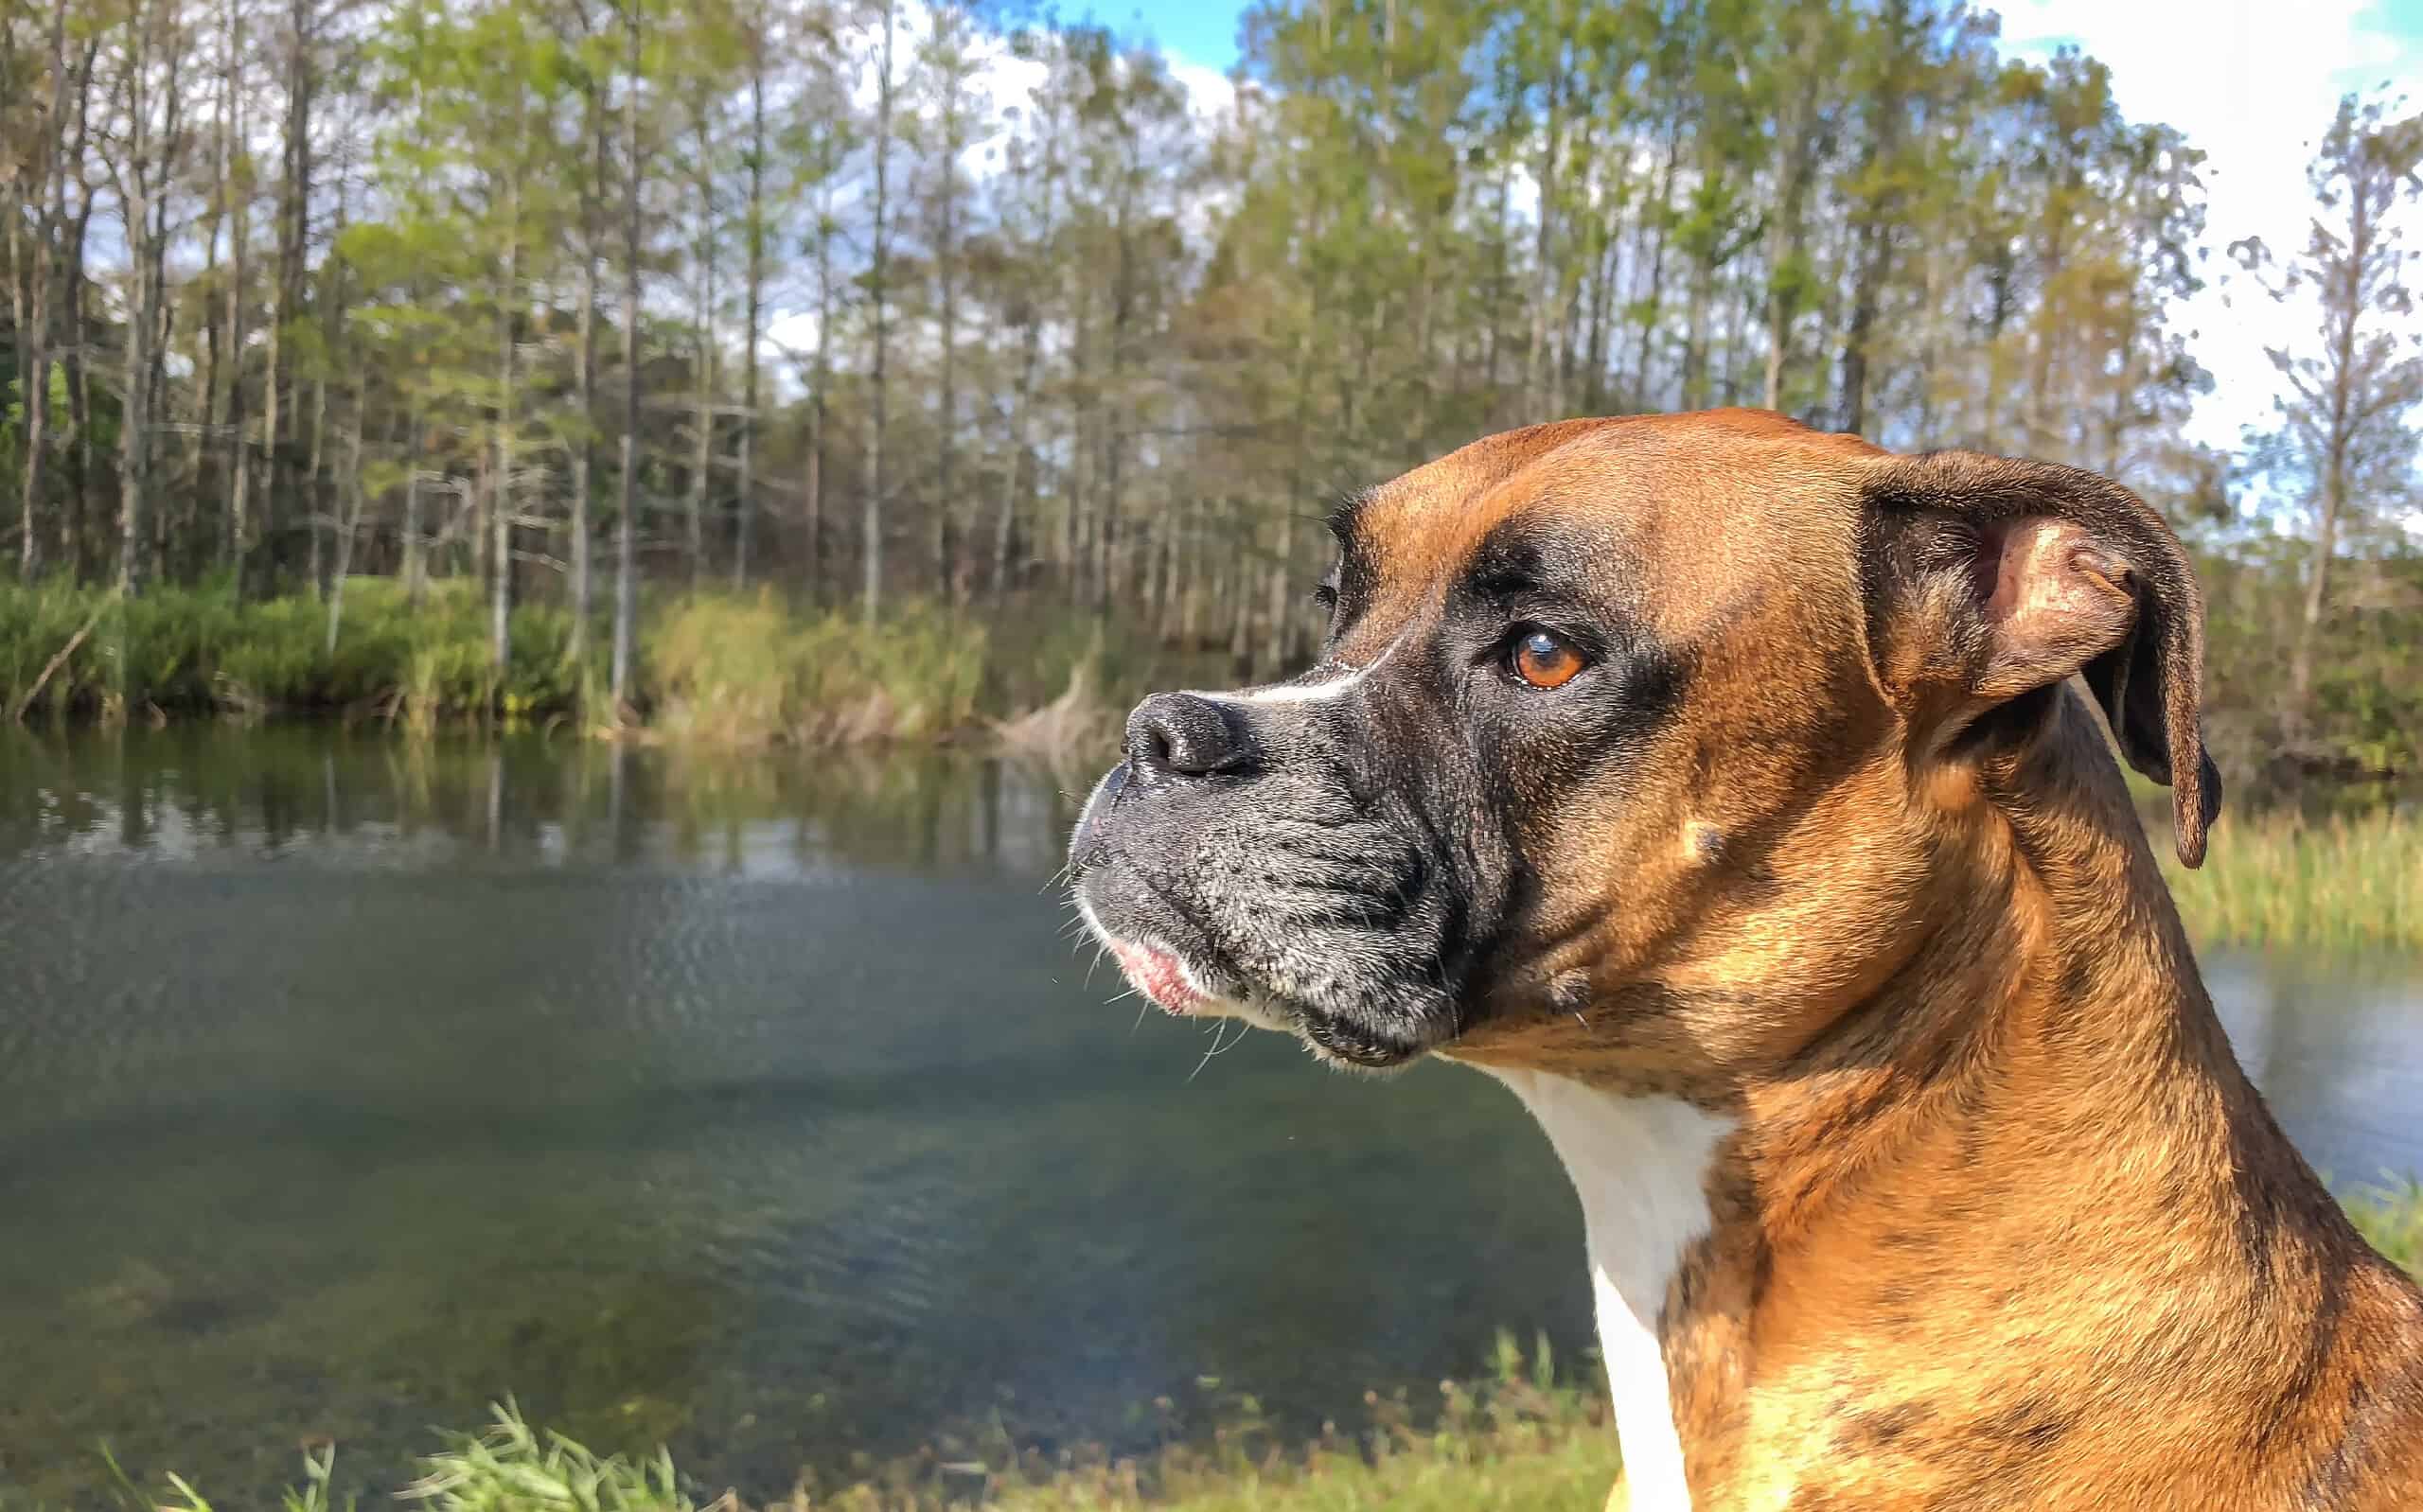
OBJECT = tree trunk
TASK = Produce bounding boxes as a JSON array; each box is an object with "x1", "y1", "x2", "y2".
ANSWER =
[
  {"x1": 610, "y1": 0, "x2": 642, "y2": 708},
  {"x1": 687, "y1": 100, "x2": 716, "y2": 590},
  {"x1": 734, "y1": 44, "x2": 764, "y2": 591},
  {"x1": 1525, "y1": 52, "x2": 1565, "y2": 413},
  {"x1": 17, "y1": 0, "x2": 71, "y2": 582},
  {"x1": 570, "y1": 76, "x2": 604, "y2": 659},
  {"x1": 402, "y1": 404, "x2": 425, "y2": 605},
  {"x1": 222, "y1": 0, "x2": 251, "y2": 579},
  {"x1": 934, "y1": 141, "x2": 960, "y2": 601},
  {"x1": 805, "y1": 180, "x2": 832, "y2": 602},
  {"x1": 992, "y1": 308, "x2": 1039, "y2": 597},
  {"x1": 861, "y1": 0, "x2": 893, "y2": 623},
  {"x1": 325, "y1": 390, "x2": 364, "y2": 654},
  {"x1": 492, "y1": 153, "x2": 520, "y2": 678},
  {"x1": 1836, "y1": 16, "x2": 1904, "y2": 434},
  {"x1": 115, "y1": 0, "x2": 160, "y2": 596},
  {"x1": 2286, "y1": 167, "x2": 2375, "y2": 744},
  {"x1": 1630, "y1": 118, "x2": 1679, "y2": 410}
]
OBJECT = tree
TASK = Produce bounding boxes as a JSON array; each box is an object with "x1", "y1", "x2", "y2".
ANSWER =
[
  {"x1": 860, "y1": 0, "x2": 894, "y2": 623},
  {"x1": 2235, "y1": 93, "x2": 2423, "y2": 747}
]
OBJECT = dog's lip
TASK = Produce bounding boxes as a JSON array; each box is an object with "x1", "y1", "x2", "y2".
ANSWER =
[{"x1": 1106, "y1": 937, "x2": 1212, "y2": 1015}]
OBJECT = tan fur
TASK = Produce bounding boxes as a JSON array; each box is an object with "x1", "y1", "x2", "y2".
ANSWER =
[{"x1": 1339, "y1": 411, "x2": 2423, "y2": 1509}]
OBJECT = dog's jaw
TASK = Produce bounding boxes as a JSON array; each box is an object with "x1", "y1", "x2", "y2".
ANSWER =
[{"x1": 1477, "y1": 1065, "x2": 1735, "y2": 1512}]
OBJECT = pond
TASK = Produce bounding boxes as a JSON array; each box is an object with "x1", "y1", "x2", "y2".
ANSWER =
[{"x1": 0, "y1": 727, "x2": 2414, "y2": 1503}]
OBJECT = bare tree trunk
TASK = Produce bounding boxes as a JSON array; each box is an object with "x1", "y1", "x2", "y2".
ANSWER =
[
  {"x1": 402, "y1": 403, "x2": 425, "y2": 604},
  {"x1": 325, "y1": 387, "x2": 364, "y2": 653},
  {"x1": 1837, "y1": 34, "x2": 1905, "y2": 441},
  {"x1": 114, "y1": 0, "x2": 162, "y2": 596},
  {"x1": 804, "y1": 180, "x2": 832, "y2": 602},
  {"x1": 17, "y1": 0, "x2": 69, "y2": 582},
  {"x1": 491, "y1": 151, "x2": 520, "y2": 677},
  {"x1": 992, "y1": 308, "x2": 1039, "y2": 597},
  {"x1": 222, "y1": 0, "x2": 251, "y2": 578},
  {"x1": 1762, "y1": 39, "x2": 1822, "y2": 413},
  {"x1": 610, "y1": 0, "x2": 642, "y2": 708},
  {"x1": 861, "y1": 0, "x2": 893, "y2": 623},
  {"x1": 570, "y1": 73, "x2": 604, "y2": 659},
  {"x1": 687, "y1": 100, "x2": 715, "y2": 590},
  {"x1": 1630, "y1": 118, "x2": 1679, "y2": 410},
  {"x1": 57, "y1": 44, "x2": 98, "y2": 580},
  {"x1": 930, "y1": 6, "x2": 965, "y2": 600},
  {"x1": 2286, "y1": 177, "x2": 2375, "y2": 743},
  {"x1": 267, "y1": 0, "x2": 314, "y2": 593},
  {"x1": 1525, "y1": 54, "x2": 1565, "y2": 413},
  {"x1": 734, "y1": 42, "x2": 764, "y2": 591}
]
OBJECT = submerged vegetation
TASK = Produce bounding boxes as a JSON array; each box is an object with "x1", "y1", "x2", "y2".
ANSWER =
[{"x1": 51, "y1": 1189, "x2": 2423, "y2": 1512}]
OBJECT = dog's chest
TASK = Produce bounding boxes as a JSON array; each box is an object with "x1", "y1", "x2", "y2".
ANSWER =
[{"x1": 1479, "y1": 1066, "x2": 1735, "y2": 1512}]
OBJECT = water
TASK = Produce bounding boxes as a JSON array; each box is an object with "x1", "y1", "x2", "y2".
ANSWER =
[{"x1": 0, "y1": 727, "x2": 2414, "y2": 1503}]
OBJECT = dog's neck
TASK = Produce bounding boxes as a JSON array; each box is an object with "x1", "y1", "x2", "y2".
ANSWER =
[
  {"x1": 1483, "y1": 702, "x2": 2417, "y2": 1509},
  {"x1": 1477, "y1": 1064, "x2": 1730, "y2": 1512}
]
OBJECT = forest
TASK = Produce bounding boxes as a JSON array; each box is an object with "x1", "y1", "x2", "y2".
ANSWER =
[{"x1": 0, "y1": 0, "x2": 2416, "y2": 793}]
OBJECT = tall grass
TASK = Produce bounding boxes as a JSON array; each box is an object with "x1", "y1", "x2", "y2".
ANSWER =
[
  {"x1": 58, "y1": 1335, "x2": 1613, "y2": 1512},
  {"x1": 644, "y1": 594, "x2": 989, "y2": 747},
  {"x1": 0, "y1": 581, "x2": 584, "y2": 724},
  {"x1": 0, "y1": 584, "x2": 1187, "y2": 759},
  {"x1": 2161, "y1": 807, "x2": 2419, "y2": 955}
]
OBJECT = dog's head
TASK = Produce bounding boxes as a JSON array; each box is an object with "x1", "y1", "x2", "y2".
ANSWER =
[{"x1": 1068, "y1": 411, "x2": 2220, "y2": 1083}]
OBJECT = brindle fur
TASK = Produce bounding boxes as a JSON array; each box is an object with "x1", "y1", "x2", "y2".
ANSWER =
[{"x1": 1073, "y1": 410, "x2": 2423, "y2": 1509}]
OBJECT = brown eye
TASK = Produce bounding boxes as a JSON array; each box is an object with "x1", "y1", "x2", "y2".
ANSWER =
[{"x1": 1512, "y1": 630, "x2": 1584, "y2": 689}]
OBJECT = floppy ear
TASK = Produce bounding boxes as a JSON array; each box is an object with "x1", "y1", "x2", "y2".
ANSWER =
[{"x1": 1859, "y1": 450, "x2": 2223, "y2": 868}]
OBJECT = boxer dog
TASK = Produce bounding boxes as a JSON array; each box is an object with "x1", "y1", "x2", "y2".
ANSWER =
[{"x1": 1066, "y1": 411, "x2": 2423, "y2": 1510}]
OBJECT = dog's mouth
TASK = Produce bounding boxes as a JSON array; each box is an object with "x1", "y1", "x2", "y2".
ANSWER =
[
  {"x1": 1070, "y1": 748, "x2": 1466, "y2": 1072},
  {"x1": 1080, "y1": 905, "x2": 1441, "y2": 1071},
  {"x1": 1103, "y1": 936, "x2": 1212, "y2": 1016}
]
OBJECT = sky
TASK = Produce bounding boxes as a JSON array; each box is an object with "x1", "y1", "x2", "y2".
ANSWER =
[{"x1": 1080, "y1": 0, "x2": 2423, "y2": 461}]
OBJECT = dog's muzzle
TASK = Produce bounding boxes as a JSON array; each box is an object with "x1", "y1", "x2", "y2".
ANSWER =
[{"x1": 1066, "y1": 689, "x2": 1470, "y2": 1069}]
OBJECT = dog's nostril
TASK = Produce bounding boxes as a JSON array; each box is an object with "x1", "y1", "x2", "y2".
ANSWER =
[{"x1": 1125, "y1": 692, "x2": 1253, "y2": 782}]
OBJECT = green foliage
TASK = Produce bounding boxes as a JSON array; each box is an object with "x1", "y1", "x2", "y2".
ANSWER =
[
  {"x1": 53, "y1": 1335, "x2": 1618, "y2": 1512},
  {"x1": 2159, "y1": 807, "x2": 2420, "y2": 955},
  {"x1": 2347, "y1": 1182, "x2": 2423, "y2": 1272},
  {"x1": 0, "y1": 583, "x2": 588, "y2": 723},
  {"x1": 644, "y1": 592, "x2": 990, "y2": 745},
  {"x1": 0, "y1": 586, "x2": 1175, "y2": 747},
  {"x1": 401, "y1": 1405, "x2": 692, "y2": 1512}
]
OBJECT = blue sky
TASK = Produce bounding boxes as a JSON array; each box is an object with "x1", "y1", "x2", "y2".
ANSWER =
[
  {"x1": 1082, "y1": 0, "x2": 2423, "y2": 458},
  {"x1": 1103, "y1": 2, "x2": 1242, "y2": 69}
]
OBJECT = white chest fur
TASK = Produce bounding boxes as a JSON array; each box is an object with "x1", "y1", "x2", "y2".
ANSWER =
[{"x1": 1478, "y1": 1067, "x2": 1735, "y2": 1512}]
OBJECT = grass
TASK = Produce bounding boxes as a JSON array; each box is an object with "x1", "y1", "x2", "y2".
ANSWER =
[
  {"x1": 0, "y1": 580, "x2": 583, "y2": 725},
  {"x1": 2159, "y1": 806, "x2": 2419, "y2": 956},
  {"x1": 50, "y1": 1185, "x2": 2423, "y2": 1512},
  {"x1": 0, "y1": 585, "x2": 1182, "y2": 758},
  {"x1": 22, "y1": 1335, "x2": 1618, "y2": 1512}
]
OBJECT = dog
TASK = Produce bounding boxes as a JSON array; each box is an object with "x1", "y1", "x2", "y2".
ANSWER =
[{"x1": 1065, "y1": 410, "x2": 2423, "y2": 1510}]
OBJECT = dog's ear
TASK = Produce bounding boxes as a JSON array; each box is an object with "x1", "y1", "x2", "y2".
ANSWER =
[{"x1": 1859, "y1": 450, "x2": 2222, "y2": 868}]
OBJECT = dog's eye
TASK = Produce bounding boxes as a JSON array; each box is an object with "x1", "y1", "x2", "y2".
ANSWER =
[
  {"x1": 1511, "y1": 629, "x2": 1585, "y2": 690},
  {"x1": 1310, "y1": 570, "x2": 1340, "y2": 613}
]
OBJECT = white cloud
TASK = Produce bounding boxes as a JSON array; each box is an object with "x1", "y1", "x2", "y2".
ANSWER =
[{"x1": 1993, "y1": 0, "x2": 2423, "y2": 461}]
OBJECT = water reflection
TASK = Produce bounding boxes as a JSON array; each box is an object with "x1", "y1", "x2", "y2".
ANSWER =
[{"x1": 0, "y1": 726, "x2": 1075, "y2": 878}]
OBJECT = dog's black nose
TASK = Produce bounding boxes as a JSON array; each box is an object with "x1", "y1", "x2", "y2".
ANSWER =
[{"x1": 1125, "y1": 692, "x2": 1252, "y2": 782}]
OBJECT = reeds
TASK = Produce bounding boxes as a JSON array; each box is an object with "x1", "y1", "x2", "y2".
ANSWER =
[{"x1": 2163, "y1": 807, "x2": 2419, "y2": 955}]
